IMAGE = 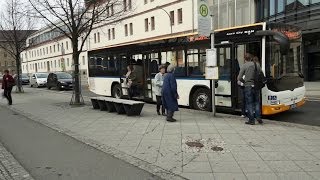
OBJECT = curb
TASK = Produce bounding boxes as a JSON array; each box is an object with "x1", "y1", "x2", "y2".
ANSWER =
[
  {"x1": 0, "y1": 141, "x2": 34, "y2": 180},
  {"x1": 28, "y1": 88, "x2": 320, "y2": 132},
  {"x1": 1, "y1": 105, "x2": 187, "y2": 180}
]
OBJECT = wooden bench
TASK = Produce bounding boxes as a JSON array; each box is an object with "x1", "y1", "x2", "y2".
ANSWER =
[{"x1": 90, "y1": 97, "x2": 145, "y2": 116}]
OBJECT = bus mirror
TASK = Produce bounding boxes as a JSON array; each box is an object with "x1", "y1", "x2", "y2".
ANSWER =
[{"x1": 255, "y1": 30, "x2": 290, "y2": 55}]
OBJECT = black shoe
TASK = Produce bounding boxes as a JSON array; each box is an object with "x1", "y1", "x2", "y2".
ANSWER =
[
  {"x1": 157, "y1": 111, "x2": 161, "y2": 115},
  {"x1": 8, "y1": 102, "x2": 12, "y2": 105},
  {"x1": 166, "y1": 118, "x2": 177, "y2": 122},
  {"x1": 257, "y1": 119, "x2": 263, "y2": 124},
  {"x1": 245, "y1": 121, "x2": 255, "y2": 125},
  {"x1": 162, "y1": 112, "x2": 166, "y2": 116}
]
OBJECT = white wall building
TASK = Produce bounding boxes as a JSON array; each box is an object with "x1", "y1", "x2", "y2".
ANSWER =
[{"x1": 21, "y1": 0, "x2": 257, "y2": 84}]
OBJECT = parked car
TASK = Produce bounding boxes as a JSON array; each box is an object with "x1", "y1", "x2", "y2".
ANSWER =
[
  {"x1": 13, "y1": 73, "x2": 30, "y2": 85},
  {"x1": 47, "y1": 72, "x2": 73, "y2": 90},
  {"x1": 30, "y1": 73, "x2": 49, "y2": 88}
]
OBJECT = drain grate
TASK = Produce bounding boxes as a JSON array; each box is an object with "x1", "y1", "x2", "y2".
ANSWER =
[
  {"x1": 211, "y1": 146, "x2": 224, "y2": 151},
  {"x1": 185, "y1": 141, "x2": 204, "y2": 148}
]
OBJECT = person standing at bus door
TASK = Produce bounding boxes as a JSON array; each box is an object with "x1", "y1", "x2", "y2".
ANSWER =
[
  {"x1": 155, "y1": 65, "x2": 166, "y2": 116},
  {"x1": 252, "y1": 56, "x2": 263, "y2": 123},
  {"x1": 164, "y1": 62, "x2": 170, "y2": 73},
  {"x1": 237, "y1": 53, "x2": 263, "y2": 125},
  {"x1": 2, "y1": 70, "x2": 15, "y2": 105},
  {"x1": 162, "y1": 65, "x2": 179, "y2": 122},
  {"x1": 134, "y1": 59, "x2": 143, "y2": 97},
  {"x1": 238, "y1": 75, "x2": 247, "y2": 118},
  {"x1": 125, "y1": 65, "x2": 137, "y2": 99}
]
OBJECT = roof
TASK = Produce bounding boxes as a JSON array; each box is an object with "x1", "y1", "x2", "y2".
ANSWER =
[{"x1": 0, "y1": 30, "x2": 37, "y2": 42}]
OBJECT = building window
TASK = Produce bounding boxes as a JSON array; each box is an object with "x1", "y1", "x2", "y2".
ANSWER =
[
  {"x1": 112, "y1": 28, "x2": 115, "y2": 39},
  {"x1": 57, "y1": 44, "x2": 60, "y2": 52},
  {"x1": 111, "y1": 4, "x2": 114, "y2": 15},
  {"x1": 151, "y1": 16, "x2": 155, "y2": 30},
  {"x1": 312, "y1": 0, "x2": 320, "y2": 4},
  {"x1": 82, "y1": 56, "x2": 85, "y2": 65},
  {"x1": 128, "y1": 0, "x2": 132, "y2": 9},
  {"x1": 129, "y1": 23, "x2": 133, "y2": 35},
  {"x1": 50, "y1": 46, "x2": 52, "y2": 53},
  {"x1": 108, "y1": 29, "x2": 111, "y2": 40},
  {"x1": 269, "y1": 0, "x2": 275, "y2": 16},
  {"x1": 124, "y1": 0, "x2": 127, "y2": 11},
  {"x1": 46, "y1": 47, "x2": 48, "y2": 54},
  {"x1": 67, "y1": 58, "x2": 70, "y2": 67},
  {"x1": 145, "y1": 18, "x2": 149, "y2": 32},
  {"x1": 55, "y1": 60, "x2": 57, "y2": 68},
  {"x1": 170, "y1": 11, "x2": 175, "y2": 25},
  {"x1": 178, "y1": 8, "x2": 183, "y2": 24},
  {"x1": 97, "y1": 32, "x2": 100, "y2": 43},
  {"x1": 66, "y1": 41, "x2": 69, "y2": 50},
  {"x1": 94, "y1": 33, "x2": 97, "y2": 43},
  {"x1": 125, "y1": 24, "x2": 128, "y2": 36},
  {"x1": 54, "y1": 45, "x2": 56, "y2": 52}
]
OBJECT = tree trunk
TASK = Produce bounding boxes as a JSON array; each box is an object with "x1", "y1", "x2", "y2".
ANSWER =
[
  {"x1": 16, "y1": 55, "x2": 23, "y2": 93},
  {"x1": 72, "y1": 36, "x2": 81, "y2": 104}
]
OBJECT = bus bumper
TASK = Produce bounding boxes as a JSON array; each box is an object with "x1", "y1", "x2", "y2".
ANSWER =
[{"x1": 262, "y1": 98, "x2": 306, "y2": 115}]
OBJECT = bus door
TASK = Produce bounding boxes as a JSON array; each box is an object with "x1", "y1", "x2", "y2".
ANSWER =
[
  {"x1": 142, "y1": 53, "x2": 160, "y2": 101},
  {"x1": 215, "y1": 44, "x2": 234, "y2": 109}
]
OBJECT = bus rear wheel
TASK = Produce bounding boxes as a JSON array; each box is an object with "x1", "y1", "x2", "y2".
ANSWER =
[
  {"x1": 112, "y1": 84, "x2": 122, "y2": 99},
  {"x1": 192, "y1": 88, "x2": 211, "y2": 111}
]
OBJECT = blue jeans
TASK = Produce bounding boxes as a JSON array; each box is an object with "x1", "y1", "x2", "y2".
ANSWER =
[{"x1": 244, "y1": 86, "x2": 261, "y2": 122}]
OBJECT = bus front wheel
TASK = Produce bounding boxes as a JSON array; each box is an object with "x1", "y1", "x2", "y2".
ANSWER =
[
  {"x1": 192, "y1": 88, "x2": 211, "y2": 111},
  {"x1": 112, "y1": 84, "x2": 122, "y2": 99}
]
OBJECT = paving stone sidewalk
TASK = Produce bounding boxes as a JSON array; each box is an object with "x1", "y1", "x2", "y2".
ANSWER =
[
  {"x1": 2, "y1": 88, "x2": 320, "y2": 180},
  {"x1": 0, "y1": 141, "x2": 34, "y2": 180}
]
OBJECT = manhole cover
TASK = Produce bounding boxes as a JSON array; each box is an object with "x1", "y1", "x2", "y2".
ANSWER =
[
  {"x1": 186, "y1": 142, "x2": 204, "y2": 148},
  {"x1": 211, "y1": 146, "x2": 224, "y2": 151}
]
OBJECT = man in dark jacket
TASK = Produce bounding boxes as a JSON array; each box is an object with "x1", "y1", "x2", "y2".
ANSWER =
[
  {"x1": 2, "y1": 70, "x2": 14, "y2": 105},
  {"x1": 162, "y1": 65, "x2": 179, "y2": 122},
  {"x1": 237, "y1": 53, "x2": 263, "y2": 125}
]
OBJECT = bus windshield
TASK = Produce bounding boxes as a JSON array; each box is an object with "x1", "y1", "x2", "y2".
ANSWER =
[{"x1": 266, "y1": 38, "x2": 304, "y2": 92}]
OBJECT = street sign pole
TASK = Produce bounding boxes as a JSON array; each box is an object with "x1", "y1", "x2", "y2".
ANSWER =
[{"x1": 211, "y1": 33, "x2": 216, "y2": 116}]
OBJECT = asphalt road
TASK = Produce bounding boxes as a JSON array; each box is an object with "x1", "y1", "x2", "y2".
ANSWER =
[
  {"x1": 0, "y1": 106, "x2": 161, "y2": 180},
  {"x1": 33, "y1": 85, "x2": 320, "y2": 127}
]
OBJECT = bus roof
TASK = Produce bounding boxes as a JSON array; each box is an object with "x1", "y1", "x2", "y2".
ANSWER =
[{"x1": 214, "y1": 22, "x2": 265, "y2": 32}]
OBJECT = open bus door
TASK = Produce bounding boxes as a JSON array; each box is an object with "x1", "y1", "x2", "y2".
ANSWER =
[
  {"x1": 214, "y1": 43, "x2": 240, "y2": 111},
  {"x1": 141, "y1": 53, "x2": 160, "y2": 102}
]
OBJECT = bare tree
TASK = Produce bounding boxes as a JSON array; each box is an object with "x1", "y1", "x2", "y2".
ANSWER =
[
  {"x1": 28, "y1": 0, "x2": 126, "y2": 105},
  {"x1": 0, "y1": 0, "x2": 36, "y2": 93}
]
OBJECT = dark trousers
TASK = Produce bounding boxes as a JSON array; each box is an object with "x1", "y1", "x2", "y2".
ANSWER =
[
  {"x1": 244, "y1": 86, "x2": 261, "y2": 123},
  {"x1": 166, "y1": 110, "x2": 175, "y2": 120},
  {"x1": 128, "y1": 85, "x2": 137, "y2": 99},
  {"x1": 241, "y1": 87, "x2": 247, "y2": 116},
  {"x1": 156, "y1": 95, "x2": 165, "y2": 113},
  {"x1": 4, "y1": 87, "x2": 13, "y2": 105}
]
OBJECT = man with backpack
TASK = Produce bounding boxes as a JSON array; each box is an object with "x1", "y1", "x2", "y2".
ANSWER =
[
  {"x1": 2, "y1": 70, "x2": 15, "y2": 105},
  {"x1": 237, "y1": 53, "x2": 265, "y2": 125}
]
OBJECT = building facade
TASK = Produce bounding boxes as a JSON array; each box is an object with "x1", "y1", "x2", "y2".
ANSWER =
[
  {"x1": 256, "y1": 0, "x2": 320, "y2": 81},
  {"x1": 21, "y1": 0, "x2": 258, "y2": 81}
]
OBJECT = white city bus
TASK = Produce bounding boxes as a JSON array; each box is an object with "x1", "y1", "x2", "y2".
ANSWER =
[{"x1": 88, "y1": 22, "x2": 305, "y2": 115}]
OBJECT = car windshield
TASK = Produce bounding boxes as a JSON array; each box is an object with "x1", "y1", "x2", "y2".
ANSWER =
[
  {"x1": 57, "y1": 73, "x2": 72, "y2": 79},
  {"x1": 21, "y1": 74, "x2": 28, "y2": 78},
  {"x1": 37, "y1": 73, "x2": 48, "y2": 78}
]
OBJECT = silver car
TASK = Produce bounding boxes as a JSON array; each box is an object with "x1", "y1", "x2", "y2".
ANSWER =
[{"x1": 30, "y1": 73, "x2": 49, "y2": 88}]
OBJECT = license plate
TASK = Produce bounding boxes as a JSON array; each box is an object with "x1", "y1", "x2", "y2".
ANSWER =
[{"x1": 290, "y1": 104, "x2": 297, "y2": 109}]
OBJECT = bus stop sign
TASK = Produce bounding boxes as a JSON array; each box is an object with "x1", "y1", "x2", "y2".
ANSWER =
[{"x1": 198, "y1": 0, "x2": 211, "y2": 37}]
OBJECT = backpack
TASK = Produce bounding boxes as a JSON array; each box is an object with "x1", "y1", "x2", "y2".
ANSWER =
[{"x1": 254, "y1": 62, "x2": 266, "y2": 90}]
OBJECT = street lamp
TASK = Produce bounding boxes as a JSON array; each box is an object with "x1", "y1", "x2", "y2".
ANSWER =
[{"x1": 156, "y1": 6, "x2": 173, "y2": 34}]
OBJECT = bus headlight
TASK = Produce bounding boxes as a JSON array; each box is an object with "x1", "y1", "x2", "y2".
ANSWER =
[{"x1": 270, "y1": 100, "x2": 281, "y2": 105}]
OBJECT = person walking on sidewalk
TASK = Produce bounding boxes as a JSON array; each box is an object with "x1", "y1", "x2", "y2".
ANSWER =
[
  {"x1": 155, "y1": 65, "x2": 166, "y2": 116},
  {"x1": 2, "y1": 70, "x2": 15, "y2": 105},
  {"x1": 237, "y1": 53, "x2": 263, "y2": 125},
  {"x1": 162, "y1": 65, "x2": 179, "y2": 122}
]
